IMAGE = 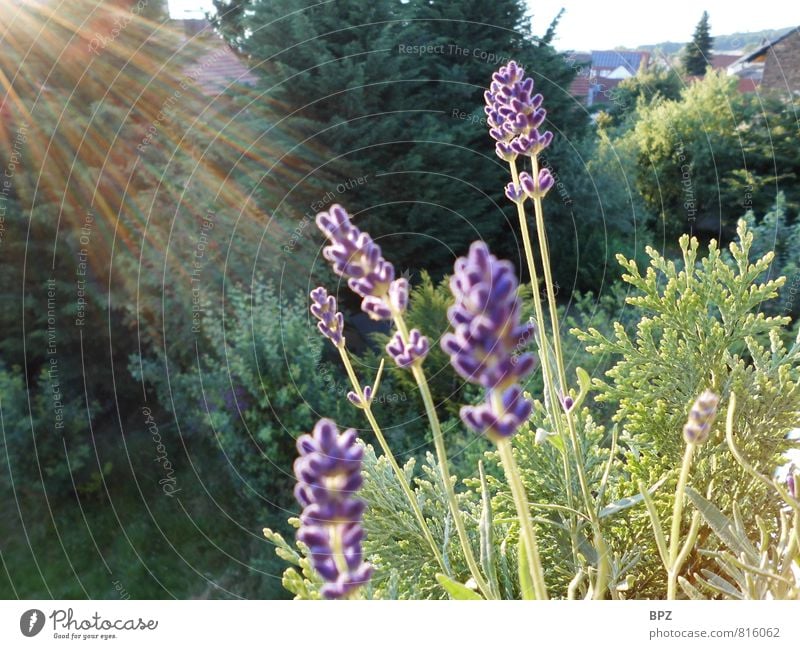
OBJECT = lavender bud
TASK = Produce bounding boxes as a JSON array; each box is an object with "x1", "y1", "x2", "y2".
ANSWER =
[
  {"x1": 294, "y1": 419, "x2": 373, "y2": 599},
  {"x1": 310, "y1": 287, "x2": 345, "y2": 347},
  {"x1": 461, "y1": 385, "x2": 533, "y2": 442},
  {"x1": 787, "y1": 465, "x2": 796, "y2": 500},
  {"x1": 519, "y1": 169, "x2": 555, "y2": 200},
  {"x1": 505, "y1": 181, "x2": 525, "y2": 204},
  {"x1": 346, "y1": 385, "x2": 373, "y2": 409},
  {"x1": 559, "y1": 392, "x2": 575, "y2": 413},
  {"x1": 362, "y1": 295, "x2": 392, "y2": 321},
  {"x1": 495, "y1": 141, "x2": 517, "y2": 162},
  {"x1": 388, "y1": 278, "x2": 409, "y2": 313},
  {"x1": 386, "y1": 328, "x2": 429, "y2": 368},
  {"x1": 682, "y1": 390, "x2": 720, "y2": 445}
]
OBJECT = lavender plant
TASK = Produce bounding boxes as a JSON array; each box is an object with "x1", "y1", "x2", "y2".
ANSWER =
[
  {"x1": 640, "y1": 391, "x2": 720, "y2": 599},
  {"x1": 262, "y1": 60, "x2": 800, "y2": 601},
  {"x1": 441, "y1": 240, "x2": 546, "y2": 598}
]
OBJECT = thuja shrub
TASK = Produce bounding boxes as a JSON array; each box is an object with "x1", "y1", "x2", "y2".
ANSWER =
[
  {"x1": 262, "y1": 60, "x2": 800, "y2": 600},
  {"x1": 573, "y1": 223, "x2": 800, "y2": 597}
]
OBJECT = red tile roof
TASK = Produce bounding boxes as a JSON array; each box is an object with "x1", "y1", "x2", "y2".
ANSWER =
[
  {"x1": 569, "y1": 76, "x2": 592, "y2": 98},
  {"x1": 737, "y1": 77, "x2": 759, "y2": 93},
  {"x1": 711, "y1": 54, "x2": 740, "y2": 69}
]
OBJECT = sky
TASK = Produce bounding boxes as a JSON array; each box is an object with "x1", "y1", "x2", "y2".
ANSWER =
[
  {"x1": 526, "y1": 0, "x2": 796, "y2": 50},
  {"x1": 168, "y1": 0, "x2": 797, "y2": 51}
]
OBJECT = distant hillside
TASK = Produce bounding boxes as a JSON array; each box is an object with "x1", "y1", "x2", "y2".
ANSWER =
[{"x1": 638, "y1": 26, "x2": 795, "y2": 55}]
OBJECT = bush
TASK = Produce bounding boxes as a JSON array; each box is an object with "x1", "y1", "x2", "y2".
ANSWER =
[
  {"x1": 574, "y1": 220, "x2": 800, "y2": 596},
  {"x1": 0, "y1": 361, "x2": 104, "y2": 495},
  {"x1": 133, "y1": 282, "x2": 353, "y2": 505}
]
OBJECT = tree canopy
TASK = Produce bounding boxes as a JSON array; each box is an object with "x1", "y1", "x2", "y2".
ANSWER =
[{"x1": 682, "y1": 11, "x2": 714, "y2": 76}]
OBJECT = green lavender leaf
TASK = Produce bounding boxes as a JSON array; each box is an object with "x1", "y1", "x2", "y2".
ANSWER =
[
  {"x1": 685, "y1": 487, "x2": 758, "y2": 560},
  {"x1": 435, "y1": 574, "x2": 483, "y2": 600},
  {"x1": 478, "y1": 461, "x2": 500, "y2": 598},
  {"x1": 678, "y1": 576, "x2": 705, "y2": 600},
  {"x1": 516, "y1": 539, "x2": 535, "y2": 600},
  {"x1": 599, "y1": 476, "x2": 667, "y2": 519}
]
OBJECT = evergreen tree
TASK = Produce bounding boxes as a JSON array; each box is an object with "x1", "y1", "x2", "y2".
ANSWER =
[
  {"x1": 682, "y1": 11, "x2": 713, "y2": 76},
  {"x1": 211, "y1": 0, "x2": 591, "y2": 290}
]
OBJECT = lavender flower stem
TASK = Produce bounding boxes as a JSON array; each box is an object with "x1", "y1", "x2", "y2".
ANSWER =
[
  {"x1": 667, "y1": 442, "x2": 696, "y2": 600},
  {"x1": 511, "y1": 157, "x2": 611, "y2": 598},
  {"x1": 396, "y1": 311, "x2": 493, "y2": 599},
  {"x1": 508, "y1": 158, "x2": 579, "y2": 549},
  {"x1": 495, "y1": 410, "x2": 548, "y2": 599},
  {"x1": 530, "y1": 155, "x2": 569, "y2": 394},
  {"x1": 725, "y1": 392, "x2": 800, "y2": 513},
  {"x1": 337, "y1": 345, "x2": 447, "y2": 574},
  {"x1": 508, "y1": 160, "x2": 565, "y2": 434}
]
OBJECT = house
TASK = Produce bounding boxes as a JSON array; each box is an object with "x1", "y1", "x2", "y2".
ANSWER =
[
  {"x1": 729, "y1": 27, "x2": 800, "y2": 94},
  {"x1": 589, "y1": 50, "x2": 651, "y2": 79},
  {"x1": 710, "y1": 53, "x2": 740, "y2": 71},
  {"x1": 568, "y1": 50, "x2": 650, "y2": 106}
]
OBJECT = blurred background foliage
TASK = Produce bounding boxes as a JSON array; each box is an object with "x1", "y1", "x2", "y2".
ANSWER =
[{"x1": 0, "y1": 0, "x2": 798, "y2": 598}]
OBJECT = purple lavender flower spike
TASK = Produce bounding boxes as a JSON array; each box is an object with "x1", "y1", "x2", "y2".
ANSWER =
[
  {"x1": 484, "y1": 60, "x2": 554, "y2": 160},
  {"x1": 787, "y1": 465, "x2": 796, "y2": 500},
  {"x1": 316, "y1": 204, "x2": 396, "y2": 320},
  {"x1": 386, "y1": 328, "x2": 429, "y2": 368},
  {"x1": 442, "y1": 241, "x2": 537, "y2": 440},
  {"x1": 294, "y1": 418, "x2": 373, "y2": 599},
  {"x1": 442, "y1": 241, "x2": 536, "y2": 390},
  {"x1": 682, "y1": 390, "x2": 720, "y2": 445},
  {"x1": 310, "y1": 287, "x2": 345, "y2": 347}
]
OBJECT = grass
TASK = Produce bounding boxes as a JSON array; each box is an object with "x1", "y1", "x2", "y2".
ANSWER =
[{"x1": 0, "y1": 428, "x2": 292, "y2": 599}]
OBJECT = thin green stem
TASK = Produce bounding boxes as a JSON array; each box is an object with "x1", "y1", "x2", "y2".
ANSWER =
[
  {"x1": 530, "y1": 155, "x2": 568, "y2": 394},
  {"x1": 337, "y1": 345, "x2": 447, "y2": 574},
  {"x1": 389, "y1": 310, "x2": 492, "y2": 598},
  {"x1": 725, "y1": 393, "x2": 800, "y2": 514},
  {"x1": 495, "y1": 431, "x2": 548, "y2": 598},
  {"x1": 409, "y1": 360, "x2": 492, "y2": 598},
  {"x1": 667, "y1": 442, "x2": 696, "y2": 600},
  {"x1": 674, "y1": 511, "x2": 701, "y2": 579},
  {"x1": 508, "y1": 160, "x2": 558, "y2": 418},
  {"x1": 508, "y1": 159, "x2": 579, "y2": 565},
  {"x1": 512, "y1": 156, "x2": 610, "y2": 597},
  {"x1": 527, "y1": 157, "x2": 594, "y2": 509},
  {"x1": 793, "y1": 514, "x2": 800, "y2": 569}
]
